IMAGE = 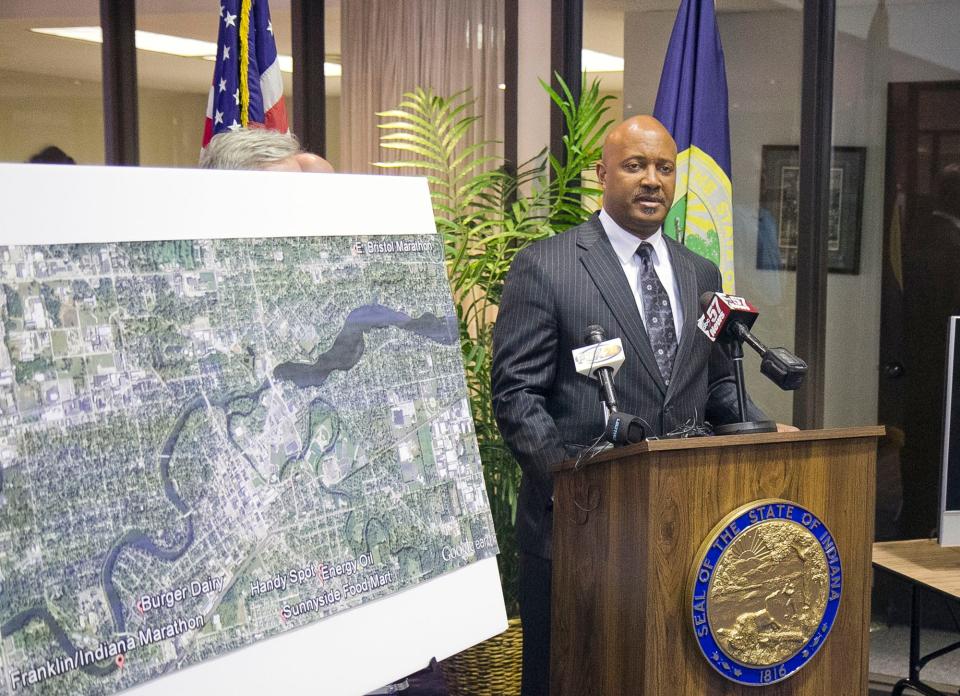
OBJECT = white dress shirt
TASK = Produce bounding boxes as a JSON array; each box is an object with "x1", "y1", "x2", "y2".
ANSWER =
[{"x1": 598, "y1": 208, "x2": 684, "y2": 342}]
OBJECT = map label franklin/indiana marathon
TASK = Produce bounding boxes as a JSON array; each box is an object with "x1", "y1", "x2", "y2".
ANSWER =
[{"x1": 0, "y1": 234, "x2": 497, "y2": 695}]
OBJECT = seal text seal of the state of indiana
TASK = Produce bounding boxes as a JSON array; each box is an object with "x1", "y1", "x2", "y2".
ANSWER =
[{"x1": 688, "y1": 499, "x2": 842, "y2": 686}]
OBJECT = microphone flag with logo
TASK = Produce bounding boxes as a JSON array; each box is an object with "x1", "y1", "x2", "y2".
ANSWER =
[
  {"x1": 697, "y1": 292, "x2": 759, "y2": 343},
  {"x1": 653, "y1": 0, "x2": 736, "y2": 293}
]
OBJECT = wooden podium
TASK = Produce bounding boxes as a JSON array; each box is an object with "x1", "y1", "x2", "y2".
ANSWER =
[{"x1": 551, "y1": 427, "x2": 885, "y2": 695}]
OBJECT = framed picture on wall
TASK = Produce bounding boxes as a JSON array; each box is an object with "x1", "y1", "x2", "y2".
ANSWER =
[{"x1": 756, "y1": 145, "x2": 866, "y2": 273}]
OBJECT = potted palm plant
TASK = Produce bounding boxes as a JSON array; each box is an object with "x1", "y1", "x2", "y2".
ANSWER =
[{"x1": 376, "y1": 76, "x2": 613, "y2": 695}]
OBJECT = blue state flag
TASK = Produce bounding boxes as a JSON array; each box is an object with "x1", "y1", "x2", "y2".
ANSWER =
[{"x1": 654, "y1": 0, "x2": 735, "y2": 292}]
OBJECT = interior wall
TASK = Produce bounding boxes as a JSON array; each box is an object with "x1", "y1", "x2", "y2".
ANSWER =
[
  {"x1": 516, "y1": 0, "x2": 552, "y2": 167},
  {"x1": 1, "y1": 68, "x2": 332, "y2": 170},
  {"x1": 324, "y1": 95, "x2": 341, "y2": 169},
  {"x1": 0, "y1": 69, "x2": 105, "y2": 165},
  {"x1": 138, "y1": 88, "x2": 208, "y2": 168},
  {"x1": 825, "y1": 18, "x2": 887, "y2": 429},
  {"x1": 0, "y1": 68, "x2": 212, "y2": 168}
]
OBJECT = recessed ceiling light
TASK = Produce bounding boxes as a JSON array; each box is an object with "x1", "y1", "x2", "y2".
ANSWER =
[
  {"x1": 32, "y1": 27, "x2": 217, "y2": 57},
  {"x1": 582, "y1": 48, "x2": 624, "y2": 73},
  {"x1": 32, "y1": 26, "x2": 342, "y2": 76},
  {"x1": 274, "y1": 55, "x2": 342, "y2": 77}
]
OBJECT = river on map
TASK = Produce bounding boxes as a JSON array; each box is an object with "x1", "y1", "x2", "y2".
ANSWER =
[
  {"x1": 274, "y1": 304, "x2": 458, "y2": 386},
  {"x1": 2, "y1": 304, "x2": 458, "y2": 677},
  {"x1": 0, "y1": 607, "x2": 116, "y2": 678}
]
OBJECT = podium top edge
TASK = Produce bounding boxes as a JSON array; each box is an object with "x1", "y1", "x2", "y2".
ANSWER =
[{"x1": 555, "y1": 426, "x2": 887, "y2": 471}]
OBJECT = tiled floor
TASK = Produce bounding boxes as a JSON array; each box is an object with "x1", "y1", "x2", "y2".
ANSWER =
[{"x1": 869, "y1": 623, "x2": 960, "y2": 691}]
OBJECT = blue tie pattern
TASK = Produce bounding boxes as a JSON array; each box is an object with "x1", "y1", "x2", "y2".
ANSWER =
[{"x1": 636, "y1": 242, "x2": 677, "y2": 384}]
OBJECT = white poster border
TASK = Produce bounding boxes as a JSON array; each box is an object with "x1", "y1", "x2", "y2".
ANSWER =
[
  {"x1": 0, "y1": 164, "x2": 437, "y2": 244},
  {"x1": 124, "y1": 558, "x2": 506, "y2": 696},
  {"x1": 0, "y1": 164, "x2": 507, "y2": 695}
]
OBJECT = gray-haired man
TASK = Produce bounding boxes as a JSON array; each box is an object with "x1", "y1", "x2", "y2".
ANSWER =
[{"x1": 200, "y1": 127, "x2": 334, "y2": 173}]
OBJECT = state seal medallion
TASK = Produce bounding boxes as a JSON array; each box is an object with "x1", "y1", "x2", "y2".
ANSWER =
[{"x1": 688, "y1": 499, "x2": 842, "y2": 685}]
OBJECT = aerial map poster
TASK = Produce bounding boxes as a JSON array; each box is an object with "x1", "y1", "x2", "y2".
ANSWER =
[{"x1": 0, "y1": 166, "x2": 504, "y2": 696}]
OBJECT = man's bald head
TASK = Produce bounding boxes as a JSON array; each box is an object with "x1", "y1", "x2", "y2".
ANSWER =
[
  {"x1": 597, "y1": 115, "x2": 677, "y2": 238},
  {"x1": 601, "y1": 115, "x2": 676, "y2": 164}
]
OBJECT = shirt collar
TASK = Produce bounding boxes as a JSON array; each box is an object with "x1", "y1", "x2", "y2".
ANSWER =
[{"x1": 598, "y1": 208, "x2": 667, "y2": 264}]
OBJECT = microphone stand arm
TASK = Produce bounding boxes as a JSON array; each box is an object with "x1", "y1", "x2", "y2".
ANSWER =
[
  {"x1": 731, "y1": 322, "x2": 768, "y2": 357},
  {"x1": 730, "y1": 322, "x2": 808, "y2": 391},
  {"x1": 713, "y1": 333, "x2": 778, "y2": 436},
  {"x1": 728, "y1": 339, "x2": 749, "y2": 424}
]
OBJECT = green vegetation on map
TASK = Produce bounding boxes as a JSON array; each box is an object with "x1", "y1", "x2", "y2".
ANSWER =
[{"x1": 0, "y1": 236, "x2": 496, "y2": 696}]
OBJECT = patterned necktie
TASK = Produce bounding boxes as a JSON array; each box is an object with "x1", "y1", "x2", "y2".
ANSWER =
[{"x1": 636, "y1": 242, "x2": 677, "y2": 384}]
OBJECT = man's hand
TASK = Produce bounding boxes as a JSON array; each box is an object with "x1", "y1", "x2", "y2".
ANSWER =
[{"x1": 776, "y1": 422, "x2": 799, "y2": 432}]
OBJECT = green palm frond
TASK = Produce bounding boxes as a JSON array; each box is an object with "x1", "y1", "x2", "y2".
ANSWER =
[{"x1": 375, "y1": 77, "x2": 612, "y2": 615}]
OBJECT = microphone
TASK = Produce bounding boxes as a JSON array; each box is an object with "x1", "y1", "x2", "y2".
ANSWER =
[
  {"x1": 697, "y1": 292, "x2": 807, "y2": 391},
  {"x1": 571, "y1": 325, "x2": 646, "y2": 445},
  {"x1": 604, "y1": 411, "x2": 647, "y2": 446},
  {"x1": 697, "y1": 291, "x2": 759, "y2": 342},
  {"x1": 572, "y1": 325, "x2": 625, "y2": 413}
]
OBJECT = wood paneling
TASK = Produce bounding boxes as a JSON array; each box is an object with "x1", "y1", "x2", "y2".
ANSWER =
[
  {"x1": 552, "y1": 429, "x2": 881, "y2": 695},
  {"x1": 555, "y1": 427, "x2": 886, "y2": 470}
]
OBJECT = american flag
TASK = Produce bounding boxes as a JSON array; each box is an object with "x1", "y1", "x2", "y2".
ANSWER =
[{"x1": 202, "y1": 0, "x2": 288, "y2": 147}]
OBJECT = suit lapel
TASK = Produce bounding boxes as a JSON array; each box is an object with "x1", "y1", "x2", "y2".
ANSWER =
[
  {"x1": 664, "y1": 235, "x2": 699, "y2": 401},
  {"x1": 577, "y1": 216, "x2": 667, "y2": 394}
]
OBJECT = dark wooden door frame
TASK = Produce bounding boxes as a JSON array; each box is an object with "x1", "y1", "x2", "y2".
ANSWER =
[
  {"x1": 551, "y1": 0, "x2": 582, "y2": 168},
  {"x1": 291, "y1": 0, "x2": 326, "y2": 157},
  {"x1": 878, "y1": 80, "x2": 960, "y2": 542},
  {"x1": 100, "y1": 0, "x2": 139, "y2": 166},
  {"x1": 505, "y1": 0, "x2": 519, "y2": 172},
  {"x1": 793, "y1": 0, "x2": 837, "y2": 429}
]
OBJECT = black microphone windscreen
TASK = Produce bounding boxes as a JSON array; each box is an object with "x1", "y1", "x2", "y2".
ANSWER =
[
  {"x1": 584, "y1": 324, "x2": 606, "y2": 345},
  {"x1": 699, "y1": 291, "x2": 716, "y2": 312},
  {"x1": 605, "y1": 412, "x2": 646, "y2": 445}
]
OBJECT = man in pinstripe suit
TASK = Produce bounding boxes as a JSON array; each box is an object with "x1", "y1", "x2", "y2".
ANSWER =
[{"x1": 492, "y1": 115, "x2": 768, "y2": 695}]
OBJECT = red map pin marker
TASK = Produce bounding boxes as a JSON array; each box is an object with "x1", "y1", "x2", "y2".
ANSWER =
[{"x1": 115, "y1": 655, "x2": 125, "y2": 670}]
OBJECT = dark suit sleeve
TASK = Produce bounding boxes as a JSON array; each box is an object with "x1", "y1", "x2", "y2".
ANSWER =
[
  {"x1": 491, "y1": 249, "x2": 566, "y2": 496},
  {"x1": 704, "y1": 267, "x2": 768, "y2": 425}
]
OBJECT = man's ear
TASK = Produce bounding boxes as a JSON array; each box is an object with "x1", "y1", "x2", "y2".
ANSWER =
[{"x1": 596, "y1": 162, "x2": 606, "y2": 187}]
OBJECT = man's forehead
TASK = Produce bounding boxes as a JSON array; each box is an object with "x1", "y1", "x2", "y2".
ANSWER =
[
  {"x1": 605, "y1": 130, "x2": 676, "y2": 160},
  {"x1": 603, "y1": 119, "x2": 676, "y2": 160}
]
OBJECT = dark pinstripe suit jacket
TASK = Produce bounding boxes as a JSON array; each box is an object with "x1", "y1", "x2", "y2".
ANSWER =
[{"x1": 491, "y1": 213, "x2": 764, "y2": 559}]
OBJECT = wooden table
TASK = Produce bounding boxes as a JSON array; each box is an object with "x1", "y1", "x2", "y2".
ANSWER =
[{"x1": 872, "y1": 539, "x2": 960, "y2": 696}]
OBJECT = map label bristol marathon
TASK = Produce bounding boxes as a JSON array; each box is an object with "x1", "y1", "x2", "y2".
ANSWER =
[{"x1": 351, "y1": 237, "x2": 437, "y2": 256}]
